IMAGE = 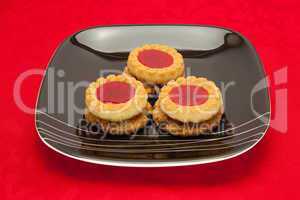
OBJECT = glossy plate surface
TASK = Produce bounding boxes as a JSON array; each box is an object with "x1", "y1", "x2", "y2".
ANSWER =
[{"x1": 35, "y1": 25, "x2": 270, "y2": 167}]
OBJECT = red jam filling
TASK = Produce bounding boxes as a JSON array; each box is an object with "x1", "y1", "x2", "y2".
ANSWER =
[
  {"x1": 96, "y1": 81, "x2": 135, "y2": 104},
  {"x1": 169, "y1": 85, "x2": 209, "y2": 106},
  {"x1": 138, "y1": 49, "x2": 173, "y2": 68}
]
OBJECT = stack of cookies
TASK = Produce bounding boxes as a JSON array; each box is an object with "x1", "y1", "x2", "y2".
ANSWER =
[{"x1": 85, "y1": 44, "x2": 224, "y2": 136}]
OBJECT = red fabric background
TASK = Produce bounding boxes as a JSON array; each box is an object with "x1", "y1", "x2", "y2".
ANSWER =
[{"x1": 1, "y1": 0, "x2": 298, "y2": 199}]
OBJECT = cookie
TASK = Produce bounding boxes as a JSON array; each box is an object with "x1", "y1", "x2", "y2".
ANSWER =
[
  {"x1": 85, "y1": 74, "x2": 148, "y2": 122},
  {"x1": 158, "y1": 76, "x2": 223, "y2": 123},
  {"x1": 126, "y1": 44, "x2": 184, "y2": 85},
  {"x1": 153, "y1": 76, "x2": 224, "y2": 136}
]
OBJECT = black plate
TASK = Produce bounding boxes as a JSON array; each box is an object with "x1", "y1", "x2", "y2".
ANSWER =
[{"x1": 35, "y1": 25, "x2": 270, "y2": 167}]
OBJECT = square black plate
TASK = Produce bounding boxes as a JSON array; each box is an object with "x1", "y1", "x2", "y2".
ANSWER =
[{"x1": 35, "y1": 25, "x2": 270, "y2": 167}]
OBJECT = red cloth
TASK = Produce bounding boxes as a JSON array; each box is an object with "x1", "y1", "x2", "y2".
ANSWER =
[{"x1": 1, "y1": 0, "x2": 298, "y2": 199}]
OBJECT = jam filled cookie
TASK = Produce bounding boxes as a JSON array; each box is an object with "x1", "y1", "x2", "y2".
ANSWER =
[
  {"x1": 125, "y1": 44, "x2": 184, "y2": 93},
  {"x1": 153, "y1": 76, "x2": 224, "y2": 136},
  {"x1": 85, "y1": 74, "x2": 150, "y2": 135}
]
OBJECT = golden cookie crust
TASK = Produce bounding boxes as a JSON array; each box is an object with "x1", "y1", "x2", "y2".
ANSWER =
[
  {"x1": 85, "y1": 74, "x2": 148, "y2": 121},
  {"x1": 158, "y1": 76, "x2": 223, "y2": 123},
  {"x1": 153, "y1": 101, "x2": 223, "y2": 136},
  {"x1": 85, "y1": 103, "x2": 152, "y2": 135},
  {"x1": 85, "y1": 110, "x2": 148, "y2": 135},
  {"x1": 127, "y1": 44, "x2": 184, "y2": 84}
]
